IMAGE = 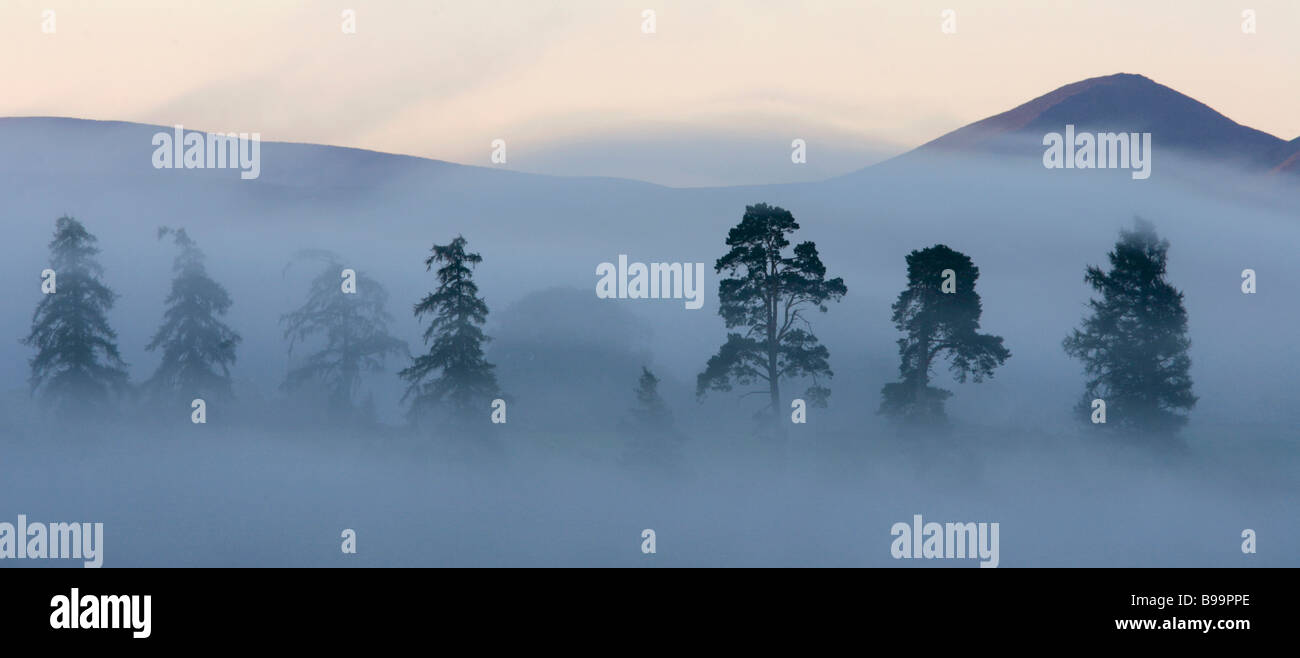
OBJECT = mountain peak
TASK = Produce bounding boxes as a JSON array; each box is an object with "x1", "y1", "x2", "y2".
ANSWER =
[{"x1": 903, "y1": 73, "x2": 1294, "y2": 172}]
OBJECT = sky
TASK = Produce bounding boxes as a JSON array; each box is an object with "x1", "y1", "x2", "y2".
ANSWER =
[{"x1": 1, "y1": 0, "x2": 1297, "y2": 186}]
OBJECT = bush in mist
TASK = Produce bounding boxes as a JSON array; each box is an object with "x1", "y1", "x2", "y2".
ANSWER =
[{"x1": 879, "y1": 244, "x2": 1010, "y2": 425}]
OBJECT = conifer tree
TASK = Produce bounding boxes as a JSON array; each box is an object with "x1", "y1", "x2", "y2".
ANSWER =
[
  {"x1": 144, "y1": 227, "x2": 241, "y2": 402},
  {"x1": 631, "y1": 367, "x2": 672, "y2": 431},
  {"x1": 880, "y1": 244, "x2": 1010, "y2": 424},
  {"x1": 281, "y1": 252, "x2": 406, "y2": 417},
  {"x1": 697, "y1": 203, "x2": 846, "y2": 428},
  {"x1": 620, "y1": 367, "x2": 685, "y2": 471},
  {"x1": 399, "y1": 236, "x2": 502, "y2": 424},
  {"x1": 1063, "y1": 219, "x2": 1196, "y2": 434},
  {"x1": 24, "y1": 216, "x2": 129, "y2": 416}
]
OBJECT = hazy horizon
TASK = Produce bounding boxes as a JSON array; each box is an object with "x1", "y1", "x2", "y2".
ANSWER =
[{"x1": 3, "y1": 0, "x2": 1298, "y2": 186}]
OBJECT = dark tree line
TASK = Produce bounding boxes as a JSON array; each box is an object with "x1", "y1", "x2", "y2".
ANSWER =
[
  {"x1": 694, "y1": 206, "x2": 1194, "y2": 438},
  {"x1": 21, "y1": 211, "x2": 1197, "y2": 440}
]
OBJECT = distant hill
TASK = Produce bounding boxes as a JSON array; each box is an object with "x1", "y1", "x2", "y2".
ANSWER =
[
  {"x1": 881, "y1": 73, "x2": 1298, "y2": 174},
  {"x1": 5, "y1": 73, "x2": 1298, "y2": 194},
  {"x1": 1273, "y1": 138, "x2": 1300, "y2": 174}
]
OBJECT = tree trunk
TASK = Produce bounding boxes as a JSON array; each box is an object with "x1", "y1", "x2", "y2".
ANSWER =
[
  {"x1": 918, "y1": 334, "x2": 932, "y2": 387},
  {"x1": 768, "y1": 290, "x2": 782, "y2": 435}
]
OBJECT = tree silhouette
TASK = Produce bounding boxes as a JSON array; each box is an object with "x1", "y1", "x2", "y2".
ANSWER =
[
  {"x1": 631, "y1": 367, "x2": 672, "y2": 430},
  {"x1": 620, "y1": 367, "x2": 684, "y2": 471},
  {"x1": 1063, "y1": 218, "x2": 1196, "y2": 435},
  {"x1": 399, "y1": 236, "x2": 502, "y2": 425},
  {"x1": 23, "y1": 216, "x2": 129, "y2": 416},
  {"x1": 880, "y1": 244, "x2": 1010, "y2": 424},
  {"x1": 143, "y1": 227, "x2": 241, "y2": 403},
  {"x1": 697, "y1": 203, "x2": 846, "y2": 428},
  {"x1": 281, "y1": 251, "x2": 406, "y2": 420}
]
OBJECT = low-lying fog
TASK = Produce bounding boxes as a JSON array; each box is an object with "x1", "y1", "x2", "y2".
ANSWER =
[{"x1": 1, "y1": 139, "x2": 1295, "y2": 566}]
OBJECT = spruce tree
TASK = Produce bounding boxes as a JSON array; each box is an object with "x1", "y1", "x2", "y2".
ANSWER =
[
  {"x1": 879, "y1": 244, "x2": 1010, "y2": 424},
  {"x1": 281, "y1": 252, "x2": 406, "y2": 417},
  {"x1": 1063, "y1": 219, "x2": 1196, "y2": 434},
  {"x1": 144, "y1": 227, "x2": 241, "y2": 402},
  {"x1": 24, "y1": 216, "x2": 129, "y2": 416},
  {"x1": 399, "y1": 236, "x2": 502, "y2": 425}
]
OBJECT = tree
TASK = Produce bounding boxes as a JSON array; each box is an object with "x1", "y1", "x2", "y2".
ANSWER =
[
  {"x1": 620, "y1": 367, "x2": 684, "y2": 471},
  {"x1": 697, "y1": 203, "x2": 846, "y2": 427},
  {"x1": 399, "y1": 236, "x2": 502, "y2": 425},
  {"x1": 1063, "y1": 219, "x2": 1196, "y2": 434},
  {"x1": 23, "y1": 216, "x2": 129, "y2": 416},
  {"x1": 280, "y1": 251, "x2": 407, "y2": 419},
  {"x1": 630, "y1": 367, "x2": 672, "y2": 431},
  {"x1": 143, "y1": 227, "x2": 241, "y2": 403},
  {"x1": 879, "y1": 244, "x2": 1010, "y2": 424}
]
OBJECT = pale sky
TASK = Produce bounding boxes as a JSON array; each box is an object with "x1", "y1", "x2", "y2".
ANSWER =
[{"x1": 2, "y1": 0, "x2": 1297, "y2": 185}]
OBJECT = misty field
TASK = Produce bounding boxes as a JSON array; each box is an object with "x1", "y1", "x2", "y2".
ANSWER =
[{"x1": 2, "y1": 416, "x2": 1294, "y2": 567}]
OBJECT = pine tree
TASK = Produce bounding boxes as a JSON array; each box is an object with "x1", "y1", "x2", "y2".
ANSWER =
[
  {"x1": 620, "y1": 367, "x2": 684, "y2": 471},
  {"x1": 281, "y1": 252, "x2": 406, "y2": 417},
  {"x1": 23, "y1": 216, "x2": 129, "y2": 416},
  {"x1": 143, "y1": 227, "x2": 241, "y2": 403},
  {"x1": 697, "y1": 203, "x2": 846, "y2": 428},
  {"x1": 1063, "y1": 219, "x2": 1196, "y2": 434},
  {"x1": 631, "y1": 367, "x2": 672, "y2": 431},
  {"x1": 399, "y1": 236, "x2": 502, "y2": 425},
  {"x1": 879, "y1": 244, "x2": 1010, "y2": 424}
]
